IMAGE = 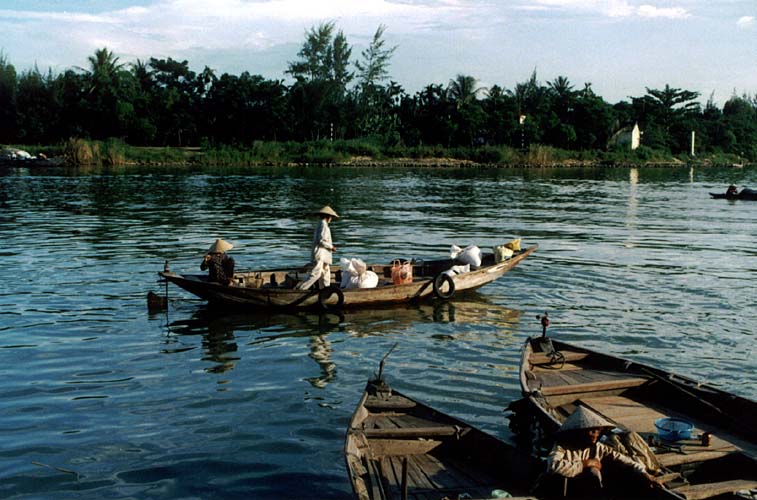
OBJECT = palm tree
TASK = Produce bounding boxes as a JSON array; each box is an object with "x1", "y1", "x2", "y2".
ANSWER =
[{"x1": 447, "y1": 74, "x2": 485, "y2": 108}]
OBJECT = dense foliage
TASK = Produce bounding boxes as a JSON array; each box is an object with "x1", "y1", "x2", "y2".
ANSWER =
[{"x1": 1, "y1": 26, "x2": 755, "y2": 161}]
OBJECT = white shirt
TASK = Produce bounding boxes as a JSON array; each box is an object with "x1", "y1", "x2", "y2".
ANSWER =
[{"x1": 311, "y1": 219, "x2": 334, "y2": 264}]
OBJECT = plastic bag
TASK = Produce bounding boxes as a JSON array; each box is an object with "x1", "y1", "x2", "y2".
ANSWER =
[
  {"x1": 391, "y1": 260, "x2": 413, "y2": 285},
  {"x1": 450, "y1": 244, "x2": 482, "y2": 268},
  {"x1": 493, "y1": 245, "x2": 514, "y2": 263},
  {"x1": 504, "y1": 238, "x2": 521, "y2": 252}
]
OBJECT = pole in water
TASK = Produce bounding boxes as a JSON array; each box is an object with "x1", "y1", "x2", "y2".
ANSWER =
[{"x1": 536, "y1": 311, "x2": 549, "y2": 337}]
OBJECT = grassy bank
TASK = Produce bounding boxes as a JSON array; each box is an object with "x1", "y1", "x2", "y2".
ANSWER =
[{"x1": 7, "y1": 138, "x2": 750, "y2": 168}]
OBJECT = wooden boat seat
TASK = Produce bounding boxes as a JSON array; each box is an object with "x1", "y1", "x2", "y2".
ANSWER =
[
  {"x1": 364, "y1": 396, "x2": 417, "y2": 410},
  {"x1": 529, "y1": 351, "x2": 589, "y2": 365},
  {"x1": 670, "y1": 479, "x2": 757, "y2": 500},
  {"x1": 537, "y1": 377, "x2": 648, "y2": 396},
  {"x1": 657, "y1": 450, "x2": 732, "y2": 467},
  {"x1": 363, "y1": 425, "x2": 465, "y2": 439}
]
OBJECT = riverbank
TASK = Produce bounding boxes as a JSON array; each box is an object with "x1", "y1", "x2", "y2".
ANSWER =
[{"x1": 3, "y1": 138, "x2": 751, "y2": 169}]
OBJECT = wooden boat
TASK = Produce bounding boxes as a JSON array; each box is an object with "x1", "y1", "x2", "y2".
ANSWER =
[
  {"x1": 518, "y1": 336, "x2": 757, "y2": 499},
  {"x1": 345, "y1": 373, "x2": 542, "y2": 500},
  {"x1": 709, "y1": 187, "x2": 757, "y2": 200},
  {"x1": 159, "y1": 245, "x2": 536, "y2": 310}
]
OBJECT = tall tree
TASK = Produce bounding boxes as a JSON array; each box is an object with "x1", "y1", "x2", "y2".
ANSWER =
[
  {"x1": 287, "y1": 22, "x2": 354, "y2": 140},
  {"x1": 0, "y1": 51, "x2": 17, "y2": 142},
  {"x1": 354, "y1": 25, "x2": 399, "y2": 138}
]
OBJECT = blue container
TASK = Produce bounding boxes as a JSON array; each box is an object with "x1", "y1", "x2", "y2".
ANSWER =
[{"x1": 655, "y1": 417, "x2": 694, "y2": 441}]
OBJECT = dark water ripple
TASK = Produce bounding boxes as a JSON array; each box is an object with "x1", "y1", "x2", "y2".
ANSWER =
[{"x1": 0, "y1": 165, "x2": 755, "y2": 498}]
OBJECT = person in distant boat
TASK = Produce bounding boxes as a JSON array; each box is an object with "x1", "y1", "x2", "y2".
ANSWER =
[
  {"x1": 726, "y1": 185, "x2": 739, "y2": 198},
  {"x1": 545, "y1": 406, "x2": 656, "y2": 498},
  {"x1": 201, "y1": 239, "x2": 236, "y2": 286},
  {"x1": 297, "y1": 206, "x2": 339, "y2": 290}
]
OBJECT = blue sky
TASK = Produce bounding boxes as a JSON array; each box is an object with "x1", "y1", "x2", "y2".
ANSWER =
[{"x1": 0, "y1": 0, "x2": 754, "y2": 105}]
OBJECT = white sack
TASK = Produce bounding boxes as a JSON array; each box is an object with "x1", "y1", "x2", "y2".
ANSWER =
[
  {"x1": 341, "y1": 258, "x2": 377, "y2": 289},
  {"x1": 450, "y1": 244, "x2": 482, "y2": 268},
  {"x1": 358, "y1": 270, "x2": 379, "y2": 288},
  {"x1": 443, "y1": 264, "x2": 470, "y2": 277}
]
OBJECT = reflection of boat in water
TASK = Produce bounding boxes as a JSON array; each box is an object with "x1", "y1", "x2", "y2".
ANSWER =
[
  {"x1": 159, "y1": 246, "x2": 536, "y2": 310},
  {"x1": 161, "y1": 297, "x2": 522, "y2": 385},
  {"x1": 167, "y1": 295, "x2": 521, "y2": 338}
]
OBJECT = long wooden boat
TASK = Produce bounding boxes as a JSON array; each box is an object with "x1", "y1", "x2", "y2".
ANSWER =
[
  {"x1": 709, "y1": 187, "x2": 757, "y2": 200},
  {"x1": 345, "y1": 375, "x2": 542, "y2": 500},
  {"x1": 159, "y1": 245, "x2": 536, "y2": 310},
  {"x1": 518, "y1": 336, "x2": 757, "y2": 499}
]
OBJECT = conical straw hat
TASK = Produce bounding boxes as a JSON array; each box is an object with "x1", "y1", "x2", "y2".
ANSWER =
[
  {"x1": 313, "y1": 205, "x2": 339, "y2": 218},
  {"x1": 559, "y1": 406, "x2": 615, "y2": 432},
  {"x1": 207, "y1": 239, "x2": 233, "y2": 253}
]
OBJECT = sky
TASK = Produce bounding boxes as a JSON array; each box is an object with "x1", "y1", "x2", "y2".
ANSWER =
[{"x1": 0, "y1": 0, "x2": 754, "y2": 105}]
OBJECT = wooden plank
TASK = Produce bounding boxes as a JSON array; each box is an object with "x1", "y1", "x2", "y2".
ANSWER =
[
  {"x1": 365, "y1": 396, "x2": 417, "y2": 410},
  {"x1": 405, "y1": 454, "x2": 437, "y2": 491},
  {"x1": 364, "y1": 426, "x2": 462, "y2": 439},
  {"x1": 366, "y1": 438, "x2": 442, "y2": 457},
  {"x1": 539, "y1": 377, "x2": 648, "y2": 396},
  {"x1": 652, "y1": 472, "x2": 683, "y2": 484},
  {"x1": 368, "y1": 458, "x2": 387, "y2": 500},
  {"x1": 671, "y1": 479, "x2": 757, "y2": 500},
  {"x1": 531, "y1": 362, "x2": 583, "y2": 372},
  {"x1": 657, "y1": 450, "x2": 731, "y2": 467},
  {"x1": 530, "y1": 351, "x2": 589, "y2": 365}
]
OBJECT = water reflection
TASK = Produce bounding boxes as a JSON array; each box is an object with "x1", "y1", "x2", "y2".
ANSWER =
[{"x1": 159, "y1": 296, "x2": 522, "y2": 386}]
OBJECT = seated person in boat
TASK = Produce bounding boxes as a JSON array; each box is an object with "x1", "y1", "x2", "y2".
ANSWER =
[
  {"x1": 201, "y1": 239, "x2": 235, "y2": 285},
  {"x1": 545, "y1": 406, "x2": 655, "y2": 498}
]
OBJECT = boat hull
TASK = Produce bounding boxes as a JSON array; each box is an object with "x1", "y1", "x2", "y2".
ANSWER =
[
  {"x1": 345, "y1": 378, "x2": 541, "y2": 500},
  {"x1": 160, "y1": 245, "x2": 537, "y2": 310},
  {"x1": 516, "y1": 336, "x2": 757, "y2": 499}
]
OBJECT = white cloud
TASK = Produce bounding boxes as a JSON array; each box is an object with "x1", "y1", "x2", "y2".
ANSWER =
[
  {"x1": 636, "y1": 5, "x2": 689, "y2": 19},
  {"x1": 528, "y1": 0, "x2": 690, "y2": 19},
  {"x1": 736, "y1": 16, "x2": 754, "y2": 29}
]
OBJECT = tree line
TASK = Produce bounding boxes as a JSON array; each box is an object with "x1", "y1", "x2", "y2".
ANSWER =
[{"x1": 1, "y1": 22, "x2": 755, "y2": 161}]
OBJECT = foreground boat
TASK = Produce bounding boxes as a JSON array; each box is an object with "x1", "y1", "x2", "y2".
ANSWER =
[
  {"x1": 345, "y1": 374, "x2": 541, "y2": 500},
  {"x1": 159, "y1": 245, "x2": 536, "y2": 310},
  {"x1": 518, "y1": 336, "x2": 757, "y2": 499}
]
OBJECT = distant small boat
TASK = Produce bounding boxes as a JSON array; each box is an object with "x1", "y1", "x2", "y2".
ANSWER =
[
  {"x1": 709, "y1": 187, "x2": 757, "y2": 200},
  {"x1": 0, "y1": 149, "x2": 64, "y2": 168},
  {"x1": 159, "y1": 245, "x2": 537, "y2": 310},
  {"x1": 517, "y1": 336, "x2": 757, "y2": 499},
  {"x1": 345, "y1": 374, "x2": 542, "y2": 500}
]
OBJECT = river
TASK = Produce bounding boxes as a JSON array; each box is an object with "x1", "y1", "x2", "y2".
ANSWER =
[{"x1": 0, "y1": 164, "x2": 754, "y2": 499}]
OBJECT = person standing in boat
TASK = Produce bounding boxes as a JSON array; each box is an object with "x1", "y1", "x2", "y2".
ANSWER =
[
  {"x1": 201, "y1": 239, "x2": 236, "y2": 286},
  {"x1": 297, "y1": 206, "x2": 339, "y2": 290},
  {"x1": 545, "y1": 406, "x2": 656, "y2": 498}
]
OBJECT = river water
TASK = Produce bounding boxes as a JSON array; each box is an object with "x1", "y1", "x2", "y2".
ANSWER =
[{"x1": 0, "y1": 164, "x2": 754, "y2": 499}]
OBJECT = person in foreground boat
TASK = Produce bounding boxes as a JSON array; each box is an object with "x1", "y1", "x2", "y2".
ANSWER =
[
  {"x1": 297, "y1": 205, "x2": 338, "y2": 290},
  {"x1": 545, "y1": 406, "x2": 657, "y2": 498},
  {"x1": 710, "y1": 185, "x2": 757, "y2": 200},
  {"x1": 201, "y1": 239, "x2": 235, "y2": 286}
]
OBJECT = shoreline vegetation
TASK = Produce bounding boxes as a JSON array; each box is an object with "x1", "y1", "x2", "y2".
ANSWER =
[{"x1": 6, "y1": 137, "x2": 751, "y2": 169}]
